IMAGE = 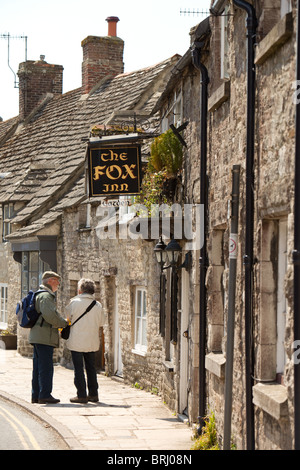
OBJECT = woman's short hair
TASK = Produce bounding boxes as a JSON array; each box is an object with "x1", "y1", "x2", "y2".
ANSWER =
[{"x1": 78, "y1": 278, "x2": 95, "y2": 295}]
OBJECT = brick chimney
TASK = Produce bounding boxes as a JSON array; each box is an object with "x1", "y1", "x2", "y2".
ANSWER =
[
  {"x1": 81, "y1": 17, "x2": 124, "y2": 94},
  {"x1": 18, "y1": 56, "x2": 63, "y2": 121}
]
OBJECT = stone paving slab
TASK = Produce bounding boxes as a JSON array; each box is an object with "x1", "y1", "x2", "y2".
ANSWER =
[{"x1": 0, "y1": 350, "x2": 193, "y2": 451}]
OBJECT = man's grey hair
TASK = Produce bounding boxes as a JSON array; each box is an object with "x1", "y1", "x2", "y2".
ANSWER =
[{"x1": 78, "y1": 278, "x2": 95, "y2": 295}]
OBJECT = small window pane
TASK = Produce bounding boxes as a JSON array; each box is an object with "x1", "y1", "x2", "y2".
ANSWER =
[
  {"x1": 142, "y1": 292, "x2": 146, "y2": 317},
  {"x1": 4, "y1": 205, "x2": 9, "y2": 219},
  {"x1": 22, "y1": 252, "x2": 29, "y2": 271},
  {"x1": 29, "y1": 251, "x2": 39, "y2": 272},
  {"x1": 135, "y1": 288, "x2": 147, "y2": 351},
  {"x1": 0, "y1": 283, "x2": 8, "y2": 325},
  {"x1": 29, "y1": 274, "x2": 38, "y2": 291}
]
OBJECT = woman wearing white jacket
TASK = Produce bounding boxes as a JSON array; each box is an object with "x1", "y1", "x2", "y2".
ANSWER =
[{"x1": 66, "y1": 279, "x2": 105, "y2": 403}]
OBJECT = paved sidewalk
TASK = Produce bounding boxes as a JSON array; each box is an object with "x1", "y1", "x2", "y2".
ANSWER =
[{"x1": 0, "y1": 350, "x2": 193, "y2": 451}]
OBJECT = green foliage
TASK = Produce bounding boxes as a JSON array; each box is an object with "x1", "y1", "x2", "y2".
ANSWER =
[
  {"x1": 0, "y1": 329, "x2": 15, "y2": 336},
  {"x1": 191, "y1": 411, "x2": 220, "y2": 450},
  {"x1": 149, "y1": 129, "x2": 183, "y2": 175},
  {"x1": 136, "y1": 168, "x2": 168, "y2": 215},
  {"x1": 136, "y1": 130, "x2": 183, "y2": 215},
  {"x1": 132, "y1": 382, "x2": 143, "y2": 390}
]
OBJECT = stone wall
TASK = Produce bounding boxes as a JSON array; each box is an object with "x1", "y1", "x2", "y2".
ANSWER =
[
  {"x1": 251, "y1": 6, "x2": 295, "y2": 450},
  {"x1": 181, "y1": 68, "x2": 201, "y2": 422},
  {"x1": 0, "y1": 243, "x2": 9, "y2": 284},
  {"x1": 7, "y1": 245, "x2": 21, "y2": 335},
  {"x1": 156, "y1": 62, "x2": 203, "y2": 420},
  {"x1": 60, "y1": 204, "x2": 164, "y2": 394},
  {"x1": 200, "y1": 3, "x2": 296, "y2": 450},
  {"x1": 203, "y1": 7, "x2": 248, "y2": 448}
]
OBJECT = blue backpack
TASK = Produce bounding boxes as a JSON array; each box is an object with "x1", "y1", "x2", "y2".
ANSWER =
[{"x1": 16, "y1": 290, "x2": 46, "y2": 328}]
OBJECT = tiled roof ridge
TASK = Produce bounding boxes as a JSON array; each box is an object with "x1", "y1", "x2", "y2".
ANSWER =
[{"x1": 118, "y1": 54, "x2": 182, "y2": 78}]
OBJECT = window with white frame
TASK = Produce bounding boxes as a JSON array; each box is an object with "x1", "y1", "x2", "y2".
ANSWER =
[
  {"x1": 161, "y1": 89, "x2": 182, "y2": 132},
  {"x1": 2, "y1": 203, "x2": 15, "y2": 241},
  {"x1": 134, "y1": 288, "x2": 147, "y2": 354},
  {"x1": 0, "y1": 283, "x2": 8, "y2": 328},
  {"x1": 173, "y1": 91, "x2": 182, "y2": 128}
]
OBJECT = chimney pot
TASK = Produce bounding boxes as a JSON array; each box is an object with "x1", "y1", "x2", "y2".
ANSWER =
[
  {"x1": 106, "y1": 16, "x2": 120, "y2": 37},
  {"x1": 81, "y1": 17, "x2": 124, "y2": 94}
]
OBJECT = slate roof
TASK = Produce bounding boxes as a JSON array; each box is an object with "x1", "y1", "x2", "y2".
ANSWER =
[{"x1": 0, "y1": 55, "x2": 180, "y2": 240}]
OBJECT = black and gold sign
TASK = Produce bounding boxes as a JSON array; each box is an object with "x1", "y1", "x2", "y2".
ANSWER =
[{"x1": 88, "y1": 144, "x2": 141, "y2": 196}]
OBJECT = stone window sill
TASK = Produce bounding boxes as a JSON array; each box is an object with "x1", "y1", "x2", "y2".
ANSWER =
[
  {"x1": 205, "y1": 352, "x2": 226, "y2": 379},
  {"x1": 255, "y1": 12, "x2": 293, "y2": 66},
  {"x1": 208, "y1": 81, "x2": 230, "y2": 113},
  {"x1": 163, "y1": 360, "x2": 174, "y2": 372},
  {"x1": 252, "y1": 382, "x2": 288, "y2": 420},
  {"x1": 131, "y1": 348, "x2": 147, "y2": 357},
  {"x1": 77, "y1": 227, "x2": 92, "y2": 233}
]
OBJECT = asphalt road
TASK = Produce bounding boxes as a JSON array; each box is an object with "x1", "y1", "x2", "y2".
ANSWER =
[{"x1": 0, "y1": 398, "x2": 69, "y2": 450}]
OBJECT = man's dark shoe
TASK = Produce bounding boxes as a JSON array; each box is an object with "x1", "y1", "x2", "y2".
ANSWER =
[
  {"x1": 87, "y1": 395, "x2": 99, "y2": 402},
  {"x1": 31, "y1": 398, "x2": 39, "y2": 404},
  {"x1": 70, "y1": 396, "x2": 88, "y2": 404},
  {"x1": 38, "y1": 396, "x2": 60, "y2": 404}
]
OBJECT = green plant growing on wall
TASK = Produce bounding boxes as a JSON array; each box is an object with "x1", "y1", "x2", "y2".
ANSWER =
[
  {"x1": 136, "y1": 129, "x2": 183, "y2": 214},
  {"x1": 149, "y1": 129, "x2": 183, "y2": 175},
  {"x1": 132, "y1": 382, "x2": 143, "y2": 390},
  {"x1": 136, "y1": 168, "x2": 168, "y2": 214},
  {"x1": 191, "y1": 411, "x2": 220, "y2": 450}
]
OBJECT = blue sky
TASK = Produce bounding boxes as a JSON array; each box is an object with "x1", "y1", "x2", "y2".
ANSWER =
[{"x1": 0, "y1": 0, "x2": 211, "y2": 121}]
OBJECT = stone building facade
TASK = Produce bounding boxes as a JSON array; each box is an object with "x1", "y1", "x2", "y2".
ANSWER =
[
  {"x1": 205, "y1": 0, "x2": 295, "y2": 450},
  {"x1": 60, "y1": 204, "x2": 163, "y2": 392},
  {"x1": 1, "y1": 2, "x2": 299, "y2": 450},
  {"x1": 0, "y1": 17, "x2": 180, "y2": 403},
  {"x1": 150, "y1": 0, "x2": 297, "y2": 450}
]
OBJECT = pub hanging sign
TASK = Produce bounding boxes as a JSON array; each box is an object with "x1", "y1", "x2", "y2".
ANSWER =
[{"x1": 88, "y1": 143, "x2": 141, "y2": 197}]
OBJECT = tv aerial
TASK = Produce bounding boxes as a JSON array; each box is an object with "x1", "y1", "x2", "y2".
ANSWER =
[
  {"x1": 0, "y1": 33, "x2": 28, "y2": 88},
  {"x1": 180, "y1": 8, "x2": 210, "y2": 16}
]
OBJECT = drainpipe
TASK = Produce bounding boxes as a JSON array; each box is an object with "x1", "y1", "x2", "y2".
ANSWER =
[
  {"x1": 233, "y1": 0, "x2": 257, "y2": 450},
  {"x1": 192, "y1": 42, "x2": 209, "y2": 431},
  {"x1": 294, "y1": 0, "x2": 300, "y2": 451}
]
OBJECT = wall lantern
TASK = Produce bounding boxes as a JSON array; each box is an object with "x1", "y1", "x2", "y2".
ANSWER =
[
  {"x1": 165, "y1": 238, "x2": 182, "y2": 265},
  {"x1": 154, "y1": 237, "x2": 192, "y2": 342},
  {"x1": 154, "y1": 237, "x2": 192, "y2": 272},
  {"x1": 154, "y1": 237, "x2": 167, "y2": 269}
]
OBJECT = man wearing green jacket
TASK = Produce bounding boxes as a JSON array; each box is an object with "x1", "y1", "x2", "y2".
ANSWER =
[{"x1": 30, "y1": 271, "x2": 68, "y2": 404}]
